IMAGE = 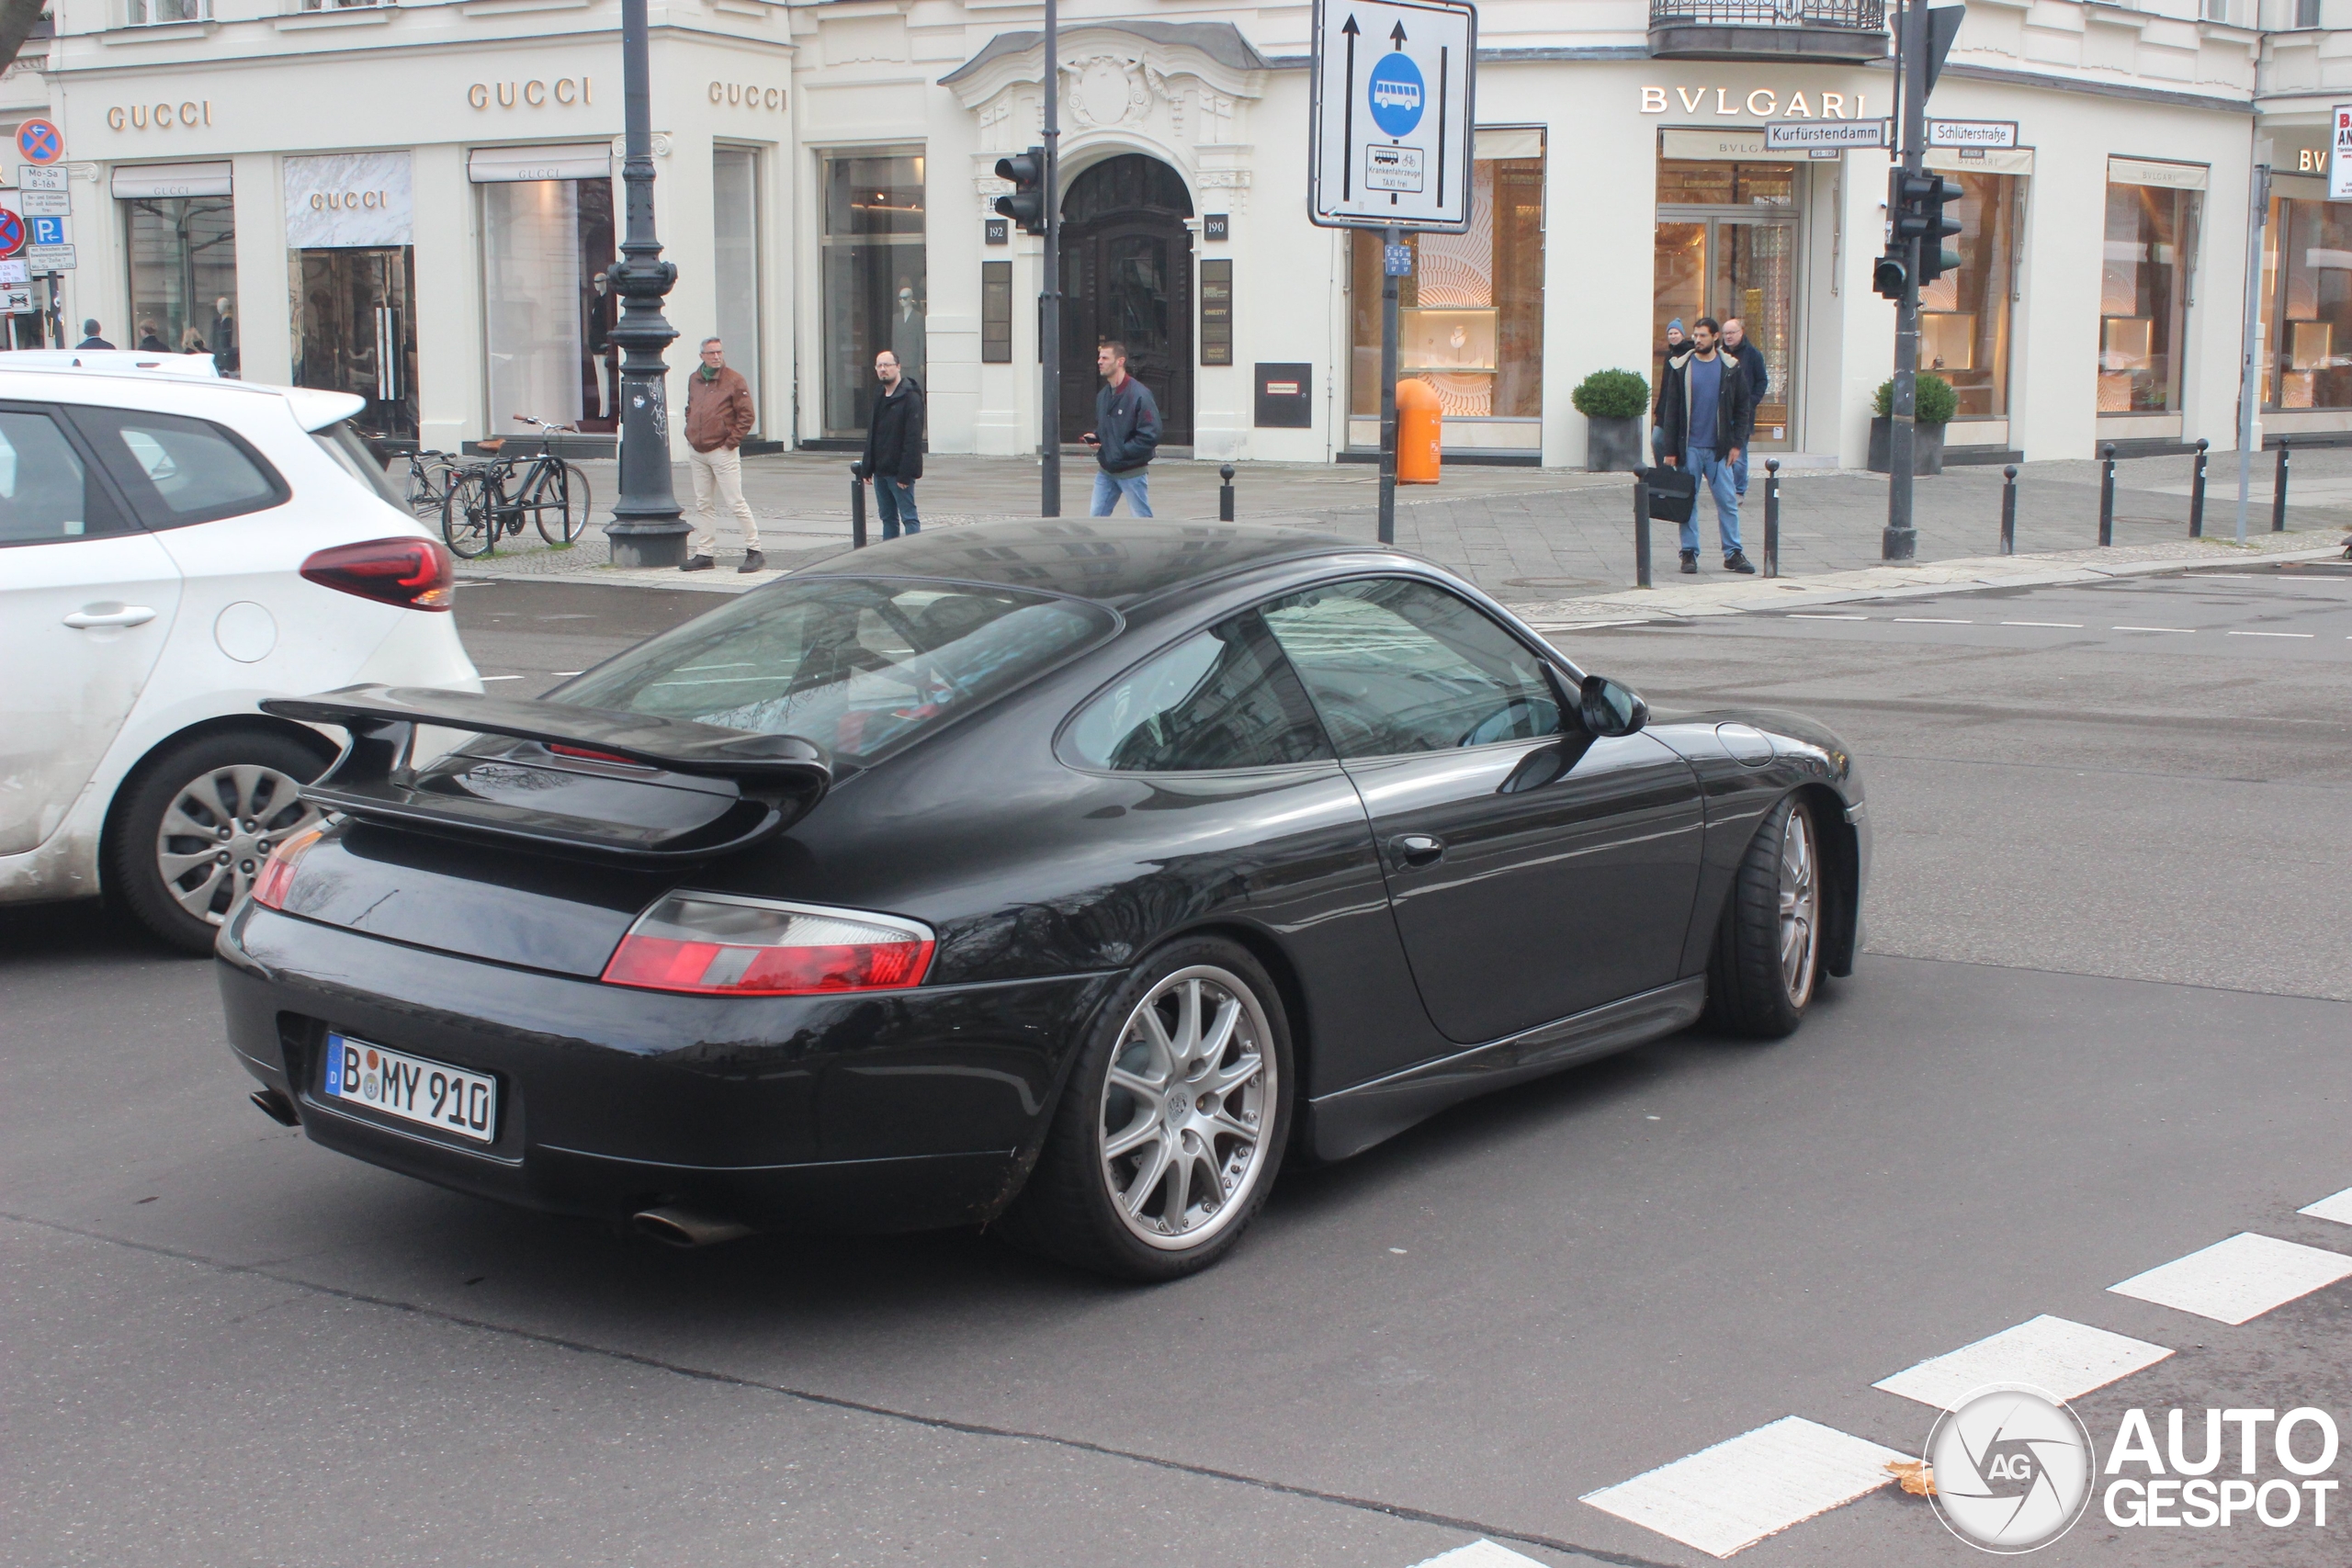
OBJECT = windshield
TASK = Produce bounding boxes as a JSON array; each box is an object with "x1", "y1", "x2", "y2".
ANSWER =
[
  {"x1": 557, "y1": 578, "x2": 1115, "y2": 766},
  {"x1": 312, "y1": 421, "x2": 408, "y2": 509}
]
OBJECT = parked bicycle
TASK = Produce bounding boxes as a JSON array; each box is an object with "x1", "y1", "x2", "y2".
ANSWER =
[
  {"x1": 402, "y1": 448, "x2": 458, "y2": 521},
  {"x1": 441, "y1": 416, "x2": 593, "y2": 559}
]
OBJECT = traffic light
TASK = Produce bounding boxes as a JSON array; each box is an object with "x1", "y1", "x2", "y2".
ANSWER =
[
  {"x1": 1894, "y1": 170, "x2": 1965, "y2": 286},
  {"x1": 1872, "y1": 252, "x2": 1908, "y2": 301},
  {"x1": 993, "y1": 147, "x2": 1046, "y2": 235}
]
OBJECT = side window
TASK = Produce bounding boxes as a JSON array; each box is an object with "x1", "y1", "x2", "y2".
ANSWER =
[
  {"x1": 1260, "y1": 578, "x2": 1562, "y2": 758},
  {"x1": 69, "y1": 407, "x2": 287, "y2": 528},
  {"x1": 0, "y1": 409, "x2": 130, "y2": 547},
  {"x1": 1062, "y1": 611, "x2": 1334, "y2": 772}
]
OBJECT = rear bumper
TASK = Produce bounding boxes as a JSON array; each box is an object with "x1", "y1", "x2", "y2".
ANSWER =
[{"x1": 218, "y1": 903, "x2": 1116, "y2": 1233}]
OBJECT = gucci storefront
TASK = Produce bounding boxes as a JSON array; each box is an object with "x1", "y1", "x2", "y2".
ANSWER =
[{"x1": 49, "y1": 22, "x2": 792, "y2": 457}]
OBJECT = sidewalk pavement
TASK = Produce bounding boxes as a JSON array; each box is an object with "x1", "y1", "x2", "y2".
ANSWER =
[{"x1": 447, "y1": 446, "x2": 2352, "y2": 612}]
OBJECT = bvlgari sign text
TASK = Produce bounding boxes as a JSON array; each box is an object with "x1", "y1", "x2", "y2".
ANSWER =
[{"x1": 1641, "y1": 85, "x2": 1871, "y2": 120}]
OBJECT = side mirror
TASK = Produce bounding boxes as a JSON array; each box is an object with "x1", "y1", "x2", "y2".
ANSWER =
[{"x1": 1578, "y1": 674, "x2": 1648, "y2": 738}]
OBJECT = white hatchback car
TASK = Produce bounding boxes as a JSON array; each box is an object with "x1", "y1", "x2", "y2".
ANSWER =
[{"x1": 0, "y1": 366, "x2": 479, "y2": 952}]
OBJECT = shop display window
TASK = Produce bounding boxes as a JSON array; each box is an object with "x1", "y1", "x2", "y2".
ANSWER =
[
  {"x1": 821, "y1": 151, "x2": 925, "y2": 440},
  {"x1": 1349, "y1": 132, "x2": 1545, "y2": 422},
  {"x1": 124, "y1": 196, "x2": 237, "y2": 368},
  {"x1": 2099, "y1": 177, "x2": 2200, "y2": 415},
  {"x1": 2263, "y1": 197, "x2": 2352, "y2": 411},
  {"x1": 481, "y1": 176, "x2": 617, "y2": 434},
  {"x1": 1917, "y1": 171, "x2": 2018, "y2": 419},
  {"x1": 1652, "y1": 156, "x2": 1800, "y2": 447},
  {"x1": 713, "y1": 147, "x2": 762, "y2": 430}
]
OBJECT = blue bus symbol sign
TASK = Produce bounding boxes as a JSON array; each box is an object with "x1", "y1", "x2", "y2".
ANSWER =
[{"x1": 1366, "y1": 52, "x2": 1424, "y2": 138}]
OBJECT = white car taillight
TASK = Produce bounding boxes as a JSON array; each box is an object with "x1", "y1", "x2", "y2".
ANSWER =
[
  {"x1": 300, "y1": 536, "x2": 455, "y2": 612},
  {"x1": 601, "y1": 893, "x2": 934, "y2": 998},
  {"x1": 252, "y1": 824, "x2": 329, "y2": 910}
]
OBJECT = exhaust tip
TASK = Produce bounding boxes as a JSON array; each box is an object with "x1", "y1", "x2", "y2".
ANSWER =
[
  {"x1": 631, "y1": 1206, "x2": 753, "y2": 1249},
  {"x1": 250, "y1": 1088, "x2": 300, "y2": 1127}
]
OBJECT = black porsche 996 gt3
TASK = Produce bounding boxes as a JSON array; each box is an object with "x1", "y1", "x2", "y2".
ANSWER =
[{"x1": 219, "y1": 520, "x2": 1869, "y2": 1280}]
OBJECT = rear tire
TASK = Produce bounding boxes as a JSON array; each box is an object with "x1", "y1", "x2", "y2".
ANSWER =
[
  {"x1": 442, "y1": 471, "x2": 493, "y2": 558},
  {"x1": 106, "y1": 727, "x2": 334, "y2": 955},
  {"x1": 1704, "y1": 794, "x2": 1825, "y2": 1039},
  {"x1": 531, "y1": 462, "x2": 590, "y2": 545},
  {"x1": 997, "y1": 937, "x2": 1294, "y2": 1281}
]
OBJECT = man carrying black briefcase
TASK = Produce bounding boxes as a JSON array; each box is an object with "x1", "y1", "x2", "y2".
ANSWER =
[{"x1": 1655, "y1": 317, "x2": 1758, "y2": 575}]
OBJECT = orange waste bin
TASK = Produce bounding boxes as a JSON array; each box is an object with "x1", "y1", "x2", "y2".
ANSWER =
[{"x1": 1396, "y1": 378, "x2": 1442, "y2": 484}]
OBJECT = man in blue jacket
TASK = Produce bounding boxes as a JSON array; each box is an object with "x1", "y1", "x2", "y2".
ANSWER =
[{"x1": 1084, "y1": 340, "x2": 1159, "y2": 517}]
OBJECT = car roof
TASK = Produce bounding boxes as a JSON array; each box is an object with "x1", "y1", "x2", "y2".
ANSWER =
[
  {"x1": 0, "y1": 363, "x2": 365, "y2": 431},
  {"x1": 1, "y1": 349, "x2": 220, "y2": 378},
  {"x1": 792, "y1": 518, "x2": 1372, "y2": 608}
]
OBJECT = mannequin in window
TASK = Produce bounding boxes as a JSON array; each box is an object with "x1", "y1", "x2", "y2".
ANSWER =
[{"x1": 890, "y1": 279, "x2": 925, "y2": 390}]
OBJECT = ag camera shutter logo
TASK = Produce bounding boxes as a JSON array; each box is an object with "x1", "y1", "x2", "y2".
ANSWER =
[
  {"x1": 1366, "y1": 52, "x2": 1424, "y2": 137},
  {"x1": 1927, "y1": 1385, "x2": 2096, "y2": 1553}
]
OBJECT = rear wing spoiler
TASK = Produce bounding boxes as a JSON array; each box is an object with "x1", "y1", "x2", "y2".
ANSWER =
[{"x1": 262, "y1": 683, "x2": 831, "y2": 863}]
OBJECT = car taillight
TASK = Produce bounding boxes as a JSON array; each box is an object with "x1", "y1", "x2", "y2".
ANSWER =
[
  {"x1": 300, "y1": 536, "x2": 455, "y2": 612},
  {"x1": 601, "y1": 893, "x2": 934, "y2": 997},
  {"x1": 252, "y1": 824, "x2": 329, "y2": 910}
]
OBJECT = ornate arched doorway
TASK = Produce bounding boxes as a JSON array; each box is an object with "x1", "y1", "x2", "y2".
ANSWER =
[{"x1": 1058, "y1": 153, "x2": 1193, "y2": 446}]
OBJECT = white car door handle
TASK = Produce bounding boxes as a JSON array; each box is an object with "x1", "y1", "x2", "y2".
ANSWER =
[{"x1": 64, "y1": 605, "x2": 159, "y2": 629}]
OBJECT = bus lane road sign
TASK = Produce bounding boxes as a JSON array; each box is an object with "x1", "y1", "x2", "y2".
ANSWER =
[{"x1": 1308, "y1": 0, "x2": 1476, "y2": 233}]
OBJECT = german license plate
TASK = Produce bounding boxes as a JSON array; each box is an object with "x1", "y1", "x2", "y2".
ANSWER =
[{"x1": 320, "y1": 1032, "x2": 497, "y2": 1143}]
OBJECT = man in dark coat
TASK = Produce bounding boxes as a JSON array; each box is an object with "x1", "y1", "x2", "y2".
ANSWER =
[
  {"x1": 1721, "y1": 317, "x2": 1770, "y2": 497},
  {"x1": 860, "y1": 348, "x2": 924, "y2": 539},
  {"x1": 1651, "y1": 318, "x2": 1686, "y2": 464},
  {"x1": 1656, "y1": 316, "x2": 1758, "y2": 575},
  {"x1": 1083, "y1": 340, "x2": 1159, "y2": 517},
  {"x1": 76, "y1": 320, "x2": 113, "y2": 350}
]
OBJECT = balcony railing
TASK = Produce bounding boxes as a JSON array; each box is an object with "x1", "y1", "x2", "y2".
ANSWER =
[{"x1": 1650, "y1": 0, "x2": 1889, "y2": 61}]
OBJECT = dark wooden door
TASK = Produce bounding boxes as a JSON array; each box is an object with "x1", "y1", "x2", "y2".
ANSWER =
[{"x1": 1058, "y1": 155, "x2": 1193, "y2": 447}]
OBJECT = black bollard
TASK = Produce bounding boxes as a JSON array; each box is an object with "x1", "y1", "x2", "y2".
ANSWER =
[
  {"x1": 2273, "y1": 436, "x2": 2290, "y2": 533},
  {"x1": 2000, "y1": 464, "x2": 2018, "y2": 556},
  {"x1": 2189, "y1": 438, "x2": 2208, "y2": 538},
  {"x1": 1218, "y1": 463, "x2": 1236, "y2": 523},
  {"x1": 850, "y1": 467, "x2": 868, "y2": 548},
  {"x1": 1634, "y1": 475, "x2": 1653, "y2": 590},
  {"x1": 2098, "y1": 443, "x2": 2117, "y2": 547},
  {"x1": 1763, "y1": 458, "x2": 1781, "y2": 579}
]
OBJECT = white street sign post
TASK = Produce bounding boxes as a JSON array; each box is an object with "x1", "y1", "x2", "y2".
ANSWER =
[
  {"x1": 1927, "y1": 118, "x2": 2018, "y2": 150},
  {"x1": 2333, "y1": 105, "x2": 2352, "y2": 200},
  {"x1": 15, "y1": 188, "x2": 69, "y2": 217},
  {"x1": 1308, "y1": 0, "x2": 1476, "y2": 545},
  {"x1": 1, "y1": 285, "x2": 30, "y2": 313},
  {"x1": 1765, "y1": 120, "x2": 1890, "y2": 153},
  {"x1": 17, "y1": 165, "x2": 66, "y2": 193},
  {"x1": 25, "y1": 243, "x2": 75, "y2": 272}
]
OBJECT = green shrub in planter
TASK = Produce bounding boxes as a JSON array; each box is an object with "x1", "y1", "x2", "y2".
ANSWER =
[
  {"x1": 1871, "y1": 373, "x2": 1958, "y2": 425},
  {"x1": 1571, "y1": 368, "x2": 1651, "y2": 422}
]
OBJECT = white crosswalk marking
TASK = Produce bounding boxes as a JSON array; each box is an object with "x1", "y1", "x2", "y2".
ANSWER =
[
  {"x1": 1871, "y1": 1314, "x2": 2172, "y2": 1410},
  {"x1": 2109, "y1": 1233, "x2": 2352, "y2": 1325},
  {"x1": 2299, "y1": 1186, "x2": 2352, "y2": 1226},
  {"x1": 1580, "y1": 1416, "x2": 1905, "y2": 1559},
  {"x1": 1408, "y1": 1542, "x2": 1548, "y2": 1568}
]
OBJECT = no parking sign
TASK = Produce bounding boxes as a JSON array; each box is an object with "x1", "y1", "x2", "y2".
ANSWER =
[
  {"x1": 15, "y1": 118, "x2": 62, "y2": 165},
  {"x1": 0, "y1": 208, "x2": 23, "y2": 259}
]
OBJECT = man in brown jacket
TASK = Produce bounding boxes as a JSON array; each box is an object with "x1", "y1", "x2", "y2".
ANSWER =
[{"x1": 682, "y1": 336, "x2": 762, "y2": 572}]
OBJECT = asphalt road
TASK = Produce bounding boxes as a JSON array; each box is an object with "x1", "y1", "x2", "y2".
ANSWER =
[{"x1": 6, "y1": 563, "x2": 2349, "y2": 1567}]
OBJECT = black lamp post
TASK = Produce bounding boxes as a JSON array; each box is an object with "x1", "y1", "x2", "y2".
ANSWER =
[{"x1": 601, "y1": 0, "x2": 687, "y2": 568}]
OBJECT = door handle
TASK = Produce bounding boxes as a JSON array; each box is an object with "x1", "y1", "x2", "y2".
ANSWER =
[
  {"x1": 63, "y1": 604, "x2": 158, "y2": 629},
  {"x1": 1388, "y1": 833, "x2": 1446, "y2": 869}
]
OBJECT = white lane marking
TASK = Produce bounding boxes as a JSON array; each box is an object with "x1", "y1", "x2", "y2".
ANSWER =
[
  {"x1": 2112, "y1": 626, "x2": 2197, "y2": 634},
  {"x1": 477, "y1": 674, "x2": 525, "y2": 681},
  {"x1": 1787, "y1": 613, "x2": 1867, "y2": 620},
  {"x1": 1580, "y1": 1416, "x2": 1905, "y2": 1560},
  {"x1": 550, "y1": 671, "x2": 582, "y2": 677},
  {"x1": 2226, "y1": 630, "x2": 2314, "y2": 638},
  {"x1": 1872, "y1": 1314, "x2": 2172, "y2": 1411},
  {"x1": 1894, "y1": 616, "x2": 1973, "y2": 624},
  {"x1": 2109, "y1": 1233, "x2": 2352, "y2": 1325},
  {"x1": 2299, "y1": 1187, "x2": 2352, "y2": 1226},
  {"x1": 1408, "y1": 1542, "x2": 1547, "y2": 1568},
  {"x1": 2002, "y1": 620, "x2": 2084, "y2": 628}
]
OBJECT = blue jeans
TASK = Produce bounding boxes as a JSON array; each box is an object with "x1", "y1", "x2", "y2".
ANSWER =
[
  {"x1": 1091, "y1": 468, "x2": 1152, "y2": 517},
  {"x1": 875, "y1": 476, "x2": 920, "y2": 538},
  {"x1": 1680, "y1": 446, "x2": 1743, "y2": 558},
  {"x1": 1732, "y1": 449, "x2": 1749, "y2": 497}
]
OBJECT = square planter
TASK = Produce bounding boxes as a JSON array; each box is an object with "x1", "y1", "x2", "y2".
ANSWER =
[
  {"x1": 1867, "y1": 416, "x2": 1946, "y2": 475},
  {"x1": 1584, "y1": 415, "x2": 1645, "y2": 473}
]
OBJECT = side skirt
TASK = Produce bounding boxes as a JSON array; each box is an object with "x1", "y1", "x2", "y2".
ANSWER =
[{"x1": 1303, "y1": 976, "x2": 1708, "y2": 1162}]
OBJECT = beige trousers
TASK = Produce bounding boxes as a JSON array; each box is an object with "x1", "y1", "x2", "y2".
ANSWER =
[{"x1": 686, "y1": 445, "x2": 760, "y2": 556}]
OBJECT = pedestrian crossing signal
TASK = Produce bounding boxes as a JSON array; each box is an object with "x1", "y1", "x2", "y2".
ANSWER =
[
  {"x1": 1872, "y1": 252, "x2": 1908, "y2": 300},
  {"x1": 993, "y1": 147, "x2": 1047, "y2": 236}
]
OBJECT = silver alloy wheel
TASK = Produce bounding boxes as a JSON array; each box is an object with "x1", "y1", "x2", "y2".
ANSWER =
[
  {"x1": 1098, "y1": 965, "x2": 1276, "y2": 1251},
  {"x1": 154, "y1": 763, "x2": 324, "y2": 925},
  {"x1": 1778, "y1": 804, "x2": 1819, "y2": 1010}
]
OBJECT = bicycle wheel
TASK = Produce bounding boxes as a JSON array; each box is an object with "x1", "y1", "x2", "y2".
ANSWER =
[
  {"x1": 441, "y1": 470, "x2": 495, "y2": 558},
  {"x1": 407, "y1": 457, "x2": 455, "y2": 521},
  {"x1": 531, "y1": 462, "x2": 591, "y2": 546}
]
